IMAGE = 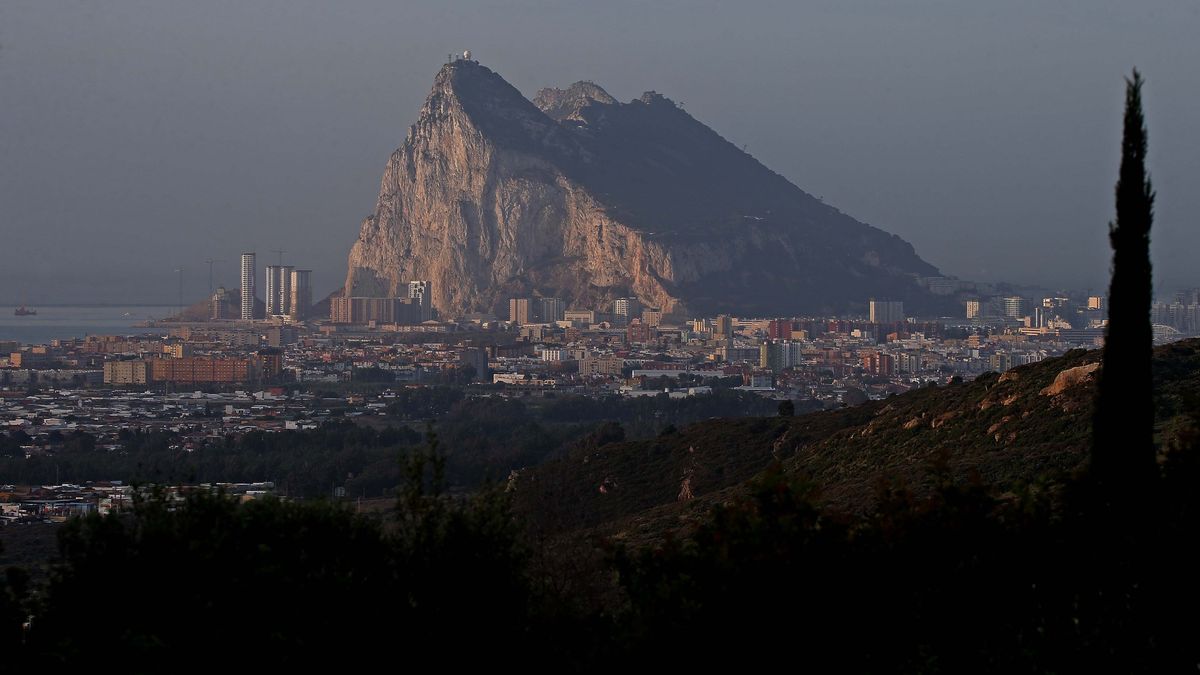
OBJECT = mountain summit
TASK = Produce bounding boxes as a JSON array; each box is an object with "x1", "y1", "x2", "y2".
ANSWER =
[{"x1": 344, "y1": 59, "x2": 942, "y2": 318}]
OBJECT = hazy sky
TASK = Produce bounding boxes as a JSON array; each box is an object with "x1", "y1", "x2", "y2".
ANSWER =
[{"x1": 1, "y1": 1, "x2": 1197, "y2": 305}]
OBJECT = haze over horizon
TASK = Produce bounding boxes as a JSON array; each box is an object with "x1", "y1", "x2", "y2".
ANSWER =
[{"x1": 1, "y1": 1, "x2": 1197, "y2": 306}]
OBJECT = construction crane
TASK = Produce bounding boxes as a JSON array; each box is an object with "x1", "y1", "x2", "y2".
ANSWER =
[
  {"x1": 203, "y1": 258, "x2": 226, "y2": 295},
  {"x1": 174, "y1": 267, "x2": 184, "y2": 320}
]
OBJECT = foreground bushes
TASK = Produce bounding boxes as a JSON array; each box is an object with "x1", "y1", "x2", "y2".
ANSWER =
[
  {"x1": 614, "y1": 455, "x2": 1200, "y2": 672},
  {"x1": 9, "y1": 444, "x2": 533, "y2": 671},
  {"x1": 3, "y1": 443, "x2": 1199, "y2": 672}
]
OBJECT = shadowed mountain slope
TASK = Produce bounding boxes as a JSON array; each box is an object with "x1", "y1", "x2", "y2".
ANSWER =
[{"x1": 345, "y1": 60, "x2": 945, "y2": 318}]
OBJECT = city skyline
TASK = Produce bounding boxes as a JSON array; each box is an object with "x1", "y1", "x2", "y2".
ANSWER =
[{"x1": 2, "y1": 2, "x2": 1199, "y2": 306}]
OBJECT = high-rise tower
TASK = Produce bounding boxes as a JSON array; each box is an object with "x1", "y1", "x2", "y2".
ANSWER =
[
  {"x1": 613, "y1": 297, "x2": 642, "y2": 326},
  {"x1": 868, "y1": 299, "x2": 904, "y2": 324},
  {"x1": 509, "y1": 298, "x2": 532, "y2": 325},
  {"x1": 539, "y1": 297, "x2": 565, "y2": 323},
  {"x1": 266, "y1": 265, "x2": 294, "y2": 317},
  {"x1": 408, "y1": 280, "x2": 432, "y2": 321},
  {"x1": 240, "y1": 253, "x2": 256, "y2": 320},
  {"x1": 290, "y1": 269, "x2": 312, "y2": 321}
]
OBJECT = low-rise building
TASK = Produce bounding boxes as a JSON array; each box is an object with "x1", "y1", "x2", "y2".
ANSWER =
[
  {"x1": 103, "y1": 360, "x2": 150, "y2": 385},
  {"x1": 579, "y1": 354, "x2": 624, "y2": 377}
]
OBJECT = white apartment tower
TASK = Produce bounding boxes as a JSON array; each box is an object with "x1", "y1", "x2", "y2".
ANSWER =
[{"x1": 240, "y1": 252, "x2": 256, "y2": 320}]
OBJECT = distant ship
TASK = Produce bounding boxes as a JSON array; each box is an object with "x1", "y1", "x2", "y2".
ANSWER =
[{"x1": 14, "y1": 305, "x2": 37, "y2": 316}]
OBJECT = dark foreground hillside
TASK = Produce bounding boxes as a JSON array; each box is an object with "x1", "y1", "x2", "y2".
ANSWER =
[{"x1": 512, "y1": 340, "x2": 1200, "y2": 542}]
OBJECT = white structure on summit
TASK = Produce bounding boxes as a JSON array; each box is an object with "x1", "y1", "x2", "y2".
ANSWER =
[{"x1": 463, "y1": 50, "x2": 472, "y2": 61}]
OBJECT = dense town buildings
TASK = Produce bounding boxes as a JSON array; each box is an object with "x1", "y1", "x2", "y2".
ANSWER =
[
  {"x1": 0, "y1": 285, "x2": 1191, "y2": 520},
  {"x1": 4, "y1": 287, "x2": 1198, "y2": 432},
  {"x1": 331, "y1": 296, "x2": 426, "y2": 325}
]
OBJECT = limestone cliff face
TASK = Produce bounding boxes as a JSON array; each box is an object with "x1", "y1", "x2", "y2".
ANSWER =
[{"x1": 345, "y1": 60, "x2": 942, "y2": 318}]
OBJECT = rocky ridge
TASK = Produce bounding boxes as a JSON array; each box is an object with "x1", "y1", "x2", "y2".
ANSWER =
[{"x1": 345, "y1": 59, "x2": 943, "y2": 318}]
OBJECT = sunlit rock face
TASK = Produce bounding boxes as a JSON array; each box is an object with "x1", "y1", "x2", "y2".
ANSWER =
[{"x1": 345, "y1": 60, "x2": 940, "y2": 318}]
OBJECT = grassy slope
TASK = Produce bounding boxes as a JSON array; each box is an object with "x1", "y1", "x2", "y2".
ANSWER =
[{"x1": 514, "y1": 339, "x2": 1200, "y2": 543}]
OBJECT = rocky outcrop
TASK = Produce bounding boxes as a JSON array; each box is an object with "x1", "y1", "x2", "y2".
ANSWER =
[
  {"x1": 532, "y1": 81, "x2": 617, "y2": 123},
  {"x1": 1040, "y1": 363, "x2": 1100, "y2": 397},
  {"x1": 345, "y1": 59, "x2": 944, "y2": 319}
]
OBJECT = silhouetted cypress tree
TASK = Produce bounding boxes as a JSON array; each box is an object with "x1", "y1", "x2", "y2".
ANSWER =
[{"x1": 1093, "y1": 70, "x2": 1156, "y2": 488}]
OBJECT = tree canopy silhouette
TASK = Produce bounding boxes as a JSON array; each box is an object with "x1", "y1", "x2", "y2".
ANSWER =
[{"x1": 1093, "y1": 69, "x2": 1157, "y2": 490}]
